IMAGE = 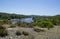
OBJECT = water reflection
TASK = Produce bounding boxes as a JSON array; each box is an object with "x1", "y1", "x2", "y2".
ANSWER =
[{"x1": 11, "y1": 18, "x2": 33, "y2": 24}]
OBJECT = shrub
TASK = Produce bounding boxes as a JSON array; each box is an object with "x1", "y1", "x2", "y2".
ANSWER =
[
  {"x1": 22, "y1": 31, "x2": 29, "y2": 36},
  {"x1": 37, "y1": 20, "x2": 54, "y2": 29},
  {"x1": 34, "y1": 27, "x2": 40, "y2": 32},
  {"x1": 33, "y1": 26, "x2": 46, "y2": 32},
  {"x1": 0, "y1": 26, "x2": 8, "y2": 37},
  {"x1": 0, "y1": 29, "x2": 8, "y2": 37},
  {"x1": 16, "y1": 31, "x2": 22, "y2": 36},
  {"x1": 27, "y1": 23, "x2": 35, "y2": 28},
  {"x1": 9, "y1": 25, "x2": 16, "y2": 28},
  {"x1": 0, "y1": 26, "x2": 6, "y2": 29},
  {"x1": 0, "y1": 21, "x2": 4, "y2": 25}
]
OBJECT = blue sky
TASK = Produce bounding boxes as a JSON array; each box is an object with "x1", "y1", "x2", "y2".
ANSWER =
[{"x1": 0, "y1": 0, "x2": 60, "y2": 16}]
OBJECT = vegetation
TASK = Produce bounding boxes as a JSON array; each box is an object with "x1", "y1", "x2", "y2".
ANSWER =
[
  {"x1": 37, "y1": 18, "x2": 54, "y2": 29},
  {"x1": 34, "y1": 27, "x2": 41, "y2": 32},
  {"x1": 16, "y1": 31, "x2": 22, "y2": 36},
  {"x1": 33, "y1": 15, "x2": 60, "y2": 29},
  {"x1": 0, "y1": 12, "x2": 60, "y2": 29},
  {"x1": 34, "y1": 28, "x2": 45, "y2": 32},
  {"x1": 22, "y1": 31, "x2": 29, "y2": 36},
  {"x1": 0, "y1": 12, "x2": 60, "y2": 39},
  {"x1": 17, "y1": 22, "x2": 34, "y2": 28},
  {"x1": 16, "y1": 31, "x2": 29, "y2": 36},
  {"x1": 9, "y1": 25, "x2": 16, "y2": 28},
  {"x1": 0, "y1": 12, "x2": 31, "y2": 20},
  {"x1": 0, "y1": 25, "x2": 8, "y2": 37}
]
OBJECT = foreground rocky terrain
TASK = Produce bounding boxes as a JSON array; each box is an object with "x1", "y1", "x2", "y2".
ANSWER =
[{"x1": 0, "y1": 25, "x2": 60, "y2": 39}]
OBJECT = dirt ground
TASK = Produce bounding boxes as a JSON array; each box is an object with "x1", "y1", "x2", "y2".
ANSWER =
[{"x1": 0, "y1": 25, "x2": 60, "y2": 39}]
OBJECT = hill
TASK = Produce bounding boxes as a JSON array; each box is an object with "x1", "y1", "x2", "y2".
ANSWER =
[{"x1": 0, "y1": 12, "x2": 31, "y2": 20}]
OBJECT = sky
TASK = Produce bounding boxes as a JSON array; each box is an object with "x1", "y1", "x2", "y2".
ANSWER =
[{"x1": 0, "y1": 0, "x2": 60, "y2": 16}]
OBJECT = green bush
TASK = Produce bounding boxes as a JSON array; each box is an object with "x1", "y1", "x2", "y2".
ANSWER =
[
  {"x1": 9, "y1": 25, "x2": 16, "y2": 28},
  {"x1": 0, "y1": 25, "x2": 6, "y2": 29},
  {"x1": 0, "y1": 26, "x2": 8, "y2": 37},
  {"x1": 22, "y1": 31, "x2": 29, "y2": 36},
  {"x1": 0, "y1": 29, "x2": 8, "y2": 37},
  {"x1": 37, "y1": 20, "x2": 54, "y2": 29},
  {"x1": 34, "y1": 28, "x2": 45, "y2": 32},
  {"x1": 16, "y1": 31, "x2": 22, "y2": 36},
  {"x1": 34, "y1": 28, "x2": 40, "y2": 32}
]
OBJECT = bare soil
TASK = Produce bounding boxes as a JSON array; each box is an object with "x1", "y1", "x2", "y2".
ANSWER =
[{"x1": 0, "y1": 25, "x2": 60, "y2": 39}]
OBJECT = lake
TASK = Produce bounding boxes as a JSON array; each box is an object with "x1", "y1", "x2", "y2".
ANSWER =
[
  {"x1": 21, "y1": 18, "x2": 33, "y2": 23},
  {"x1": 11, "y1": 18, "x2": 33, "y2": 24}
]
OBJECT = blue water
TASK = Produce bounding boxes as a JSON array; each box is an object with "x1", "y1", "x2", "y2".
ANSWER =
[
  {"x1": 11, "y1": 18, "x2": 33, "y2": 24},
  {"x1": 21, "y1": 18, "x2": 33, "y2": 23}
]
